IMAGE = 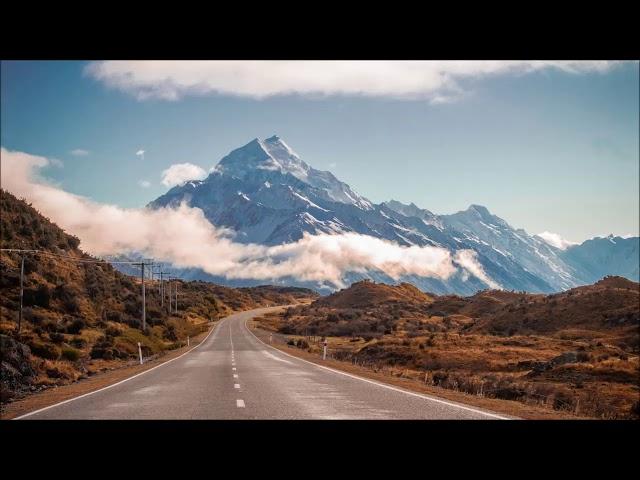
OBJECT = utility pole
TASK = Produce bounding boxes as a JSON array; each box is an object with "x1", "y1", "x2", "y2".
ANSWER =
[
  {"x1": 141, "y1": 262, "x2": 146, "y2": 331},
  {"x1": 159, "y1": 271, "x2": 168, "y2": 309},
  {"x1": 18, "y1": 255, "x2": 24, "y2": 334},
  {"x1": 174, "y1": 280, "x2": 178, "y2": 314},
  {"x1": 133, "y1": 261, "x2": 152, "y2": 331}
]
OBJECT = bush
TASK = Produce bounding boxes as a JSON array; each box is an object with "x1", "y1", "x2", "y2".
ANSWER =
[
  {"x1": 61, "y1": 347, "x2": 81, "y2": 361},
  {"x1": 70, "y1": 337, "x2": 86, "y2": 348},
  {"x1": 296, "y1": 339, "x2": 309, "y2": 349},
  {"x1": 105, "y1": 310, "x2": 122, "y2": 323},
  {"x1": 105, "y1": 326, "x2": 120, "y2": 338},
  {"x1": 28, "y1": 340, "x2": 61, "y2": 360},
  {"x1": 49, "y1": 332, "x2": 65, "y2": 343},
  {"x1": 576, "y1": 351, "x2": 590, "y2": 362},
  {"x1": 65, "y1": 318, "x2": 86, "y2": 334}
]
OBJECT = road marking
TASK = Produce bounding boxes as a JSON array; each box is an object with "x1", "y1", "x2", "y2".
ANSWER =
[
  {"x1": 233, "y1": 374, "x2": 238, "y2": 378},
  {"x1": 261, "y1": 350, "x2": 293, "y2": 364},
  {"x1": 234, "y1": 383, "x2": 240, "y2": 389},
  {"x1": 244, "y1": 318, "x2": 511, "y2": 420},
  {"x1": 236, "y1": 399, "x2": 245, "y2": 408},
  {"x1": 14, "y1": 317, "x2": 226, "y2": 420},
  {"x1": 232, "y1": 367, "x2": 236, "y2": 371}
]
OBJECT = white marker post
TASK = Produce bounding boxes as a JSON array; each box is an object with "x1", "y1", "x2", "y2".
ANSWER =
[
  {"x1": 138, "y1": 342, "x2": 143, "y2": 365},
  {"x1": 187, "y1": 336, "x2": 190, "y2": 347},
  {"x1": 269, "y1": 333, "x2": 273, "y2": 344},
  {"x1": 323, "y1": 339, "x2": 328, "y2": 360}
]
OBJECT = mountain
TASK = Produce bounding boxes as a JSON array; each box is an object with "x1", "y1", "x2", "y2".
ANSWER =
[
  {"x1": 147, "y1": 135, "x2": 639, "y2": 295},
  {"x1": 560, "y1": 235, "x2": 639, "y2": 283}
]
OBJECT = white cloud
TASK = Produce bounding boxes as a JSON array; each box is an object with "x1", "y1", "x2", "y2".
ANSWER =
[
  {"x1": 453, "y1": 249, "x2": 501, "y2": 289},
  {"x1": 138, "y1": 180, "x2": 151, "y2": 188},
  {"x1": 84, "y1": 60, "x2": 625, "y2": 102},
  {"x1": 1, "y1": 147, "x2": 499, "y2": 290},
  {"x1": 537, "y1": 231, "x2": 578, "y2": 250},
  {"x1": 135, "y1": 149, "x2": 145, "y2": 159},
  {"x1": 328, "y1": 162, "x2": 337, "y2": 169},
  {"x1": 70, "y1": 149, "x2": 89, "y2": 156},
  {"x1": 161, "y1": 163, "x2": 207, "y2": 188}
]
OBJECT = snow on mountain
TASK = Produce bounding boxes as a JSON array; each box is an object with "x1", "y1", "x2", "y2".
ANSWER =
[{"x1": 144, "y1": 135, "x2": 639, "y2": 294}]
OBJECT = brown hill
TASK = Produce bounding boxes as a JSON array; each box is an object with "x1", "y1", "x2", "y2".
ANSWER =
[
  {"x1": 470, "y1": 276, "x2": 639, "y2": 338},
  {"x1": 0, "y1": 189, "x2": 317, "y2": 402},
  {"x1": 313, "y1": 280, "x2": 434, "y2": 309},
  {"x1": 260, "y1": 277, "x2": 639, "y2": 418}
]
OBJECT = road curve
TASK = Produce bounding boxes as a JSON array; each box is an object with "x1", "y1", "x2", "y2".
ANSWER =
[{"x1": 17, "y1": 307, "x2": 509, "y2": 420}]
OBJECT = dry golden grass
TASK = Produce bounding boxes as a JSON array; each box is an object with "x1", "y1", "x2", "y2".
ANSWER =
[{"x1": 258, "y1": 278, "x2": 640, "y2": 419}]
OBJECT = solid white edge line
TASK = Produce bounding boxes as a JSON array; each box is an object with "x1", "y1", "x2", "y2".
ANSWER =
[
  {"x1": 244, "y1": 318, "x2": 513, "y2": 420},
  {"x1": 13, "y1": 317, "x2": 227, "y2": 420}
]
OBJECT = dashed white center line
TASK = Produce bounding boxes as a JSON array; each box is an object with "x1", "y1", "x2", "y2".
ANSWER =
[
  {"x1": 232, "y1": 367, "x2": 236, "y2": 371},
  {"x1": 233, "y1": 374, "x2": 238, "y2": 378},
  {"x1": 236, "y1": 399, "x2": 245, "y2": 408},
  {"x1": 234, "y1": 384, "x2": 240, "y2": 389}
]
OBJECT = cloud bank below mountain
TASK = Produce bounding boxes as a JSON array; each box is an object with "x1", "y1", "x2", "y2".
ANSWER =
[{"x1": 1, "y1": 148, "x2": 499, "y2": 289}]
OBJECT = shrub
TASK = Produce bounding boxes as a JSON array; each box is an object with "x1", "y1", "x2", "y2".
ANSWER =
[
  {"x1": 576, "y1": 351, "x2": 590, "y2": 362},
  {"x1": 70, "y1": 337, "x2": 86, "y2": 348},
  {"x1": 105, "y1": 310, "x2": 122, "y2": 323},
  {"x1": 49, "y1": 332, "x2": 65, "y2": 343},
  {"x1": 61, "y1": 347, "x2": 81, "y2": 361},
  {"x1": 28, "y1": 340, "x2": 61, "y2": 360},
  {"x1": 296, "y1": 339, "x2": 309, "y2": 349},
  {"x1": 65, "y1": 318, "x2": 86, "y2": 334},
  {"x1": 163, "y1": 324, "x2": 178, "y2": 341},
  {"x1": 105, "y1": 326, "x2": 120, "y2": 338},
  {"x1": 287, "y1": 339, "x2": 296, "y2": 346}
]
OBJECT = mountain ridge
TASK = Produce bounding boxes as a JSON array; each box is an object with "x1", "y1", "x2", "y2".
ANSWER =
[{"x1": 147, "y1": 135, "x2": 639, "y2": 294}]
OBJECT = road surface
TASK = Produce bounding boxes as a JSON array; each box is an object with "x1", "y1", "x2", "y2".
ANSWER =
[{"x1": 17, "y1": 307, "x2": 509, "y2": 419}]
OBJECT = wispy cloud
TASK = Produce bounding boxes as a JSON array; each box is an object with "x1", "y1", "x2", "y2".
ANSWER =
[
  {"x1": 1, "y1": 148, "x2": 499, "y2": 289},
  {"x1": 84, "y1": 60, "x2": 625, "y2": 103},
  {"x1": 70, "y1": 149, "x2": 89, "y2": 156},
  {"x1": 135, "y1": 149, "x2": 145, "y2": 159},
  {"x1": 138, "y1": 180, "x2": 151, "y2": 188},
  {"x1": 161, "y1": 162, "x2": 207, "y2": 187},
  {"x1": 537, "y1": 231, "x2": 578, "y2": 250}
]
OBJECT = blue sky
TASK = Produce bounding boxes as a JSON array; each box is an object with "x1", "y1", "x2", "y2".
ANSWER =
[{"x1": 1, "y1": 60, "x2": 638, "y2": 242}]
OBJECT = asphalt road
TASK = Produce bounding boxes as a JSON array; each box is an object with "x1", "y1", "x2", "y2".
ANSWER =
[{"x1": 17, "y1": 307, "x2": 509, "y2": 420}]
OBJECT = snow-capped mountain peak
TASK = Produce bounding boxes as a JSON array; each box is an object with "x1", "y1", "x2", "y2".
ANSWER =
[{"x1": 214, "y1": 136, "x2": 372, "y2": 210}]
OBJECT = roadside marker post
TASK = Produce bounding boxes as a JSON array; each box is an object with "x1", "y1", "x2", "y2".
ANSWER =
[
  {"x1": 269, "y1": 333, "x2": 273, "y2": 344},
  {"x1": 187, "y1": 336, "x2": 190, "y2": 347},
  {"x1": 138, "y1": 342, "x2": 143, "y2": 365},
  {"x1": 323, "y1": 339, "x2": 328, "y2": 360}
]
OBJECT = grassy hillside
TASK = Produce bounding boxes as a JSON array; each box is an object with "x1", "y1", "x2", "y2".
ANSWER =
[
  {"x1": 0, "y1": 189, "x2": 317, "y2": 403},
  {"x1": 257, "y1": 278, "x2": 640, "y2": 419}
]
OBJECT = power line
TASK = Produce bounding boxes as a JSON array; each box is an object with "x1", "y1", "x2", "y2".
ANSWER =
[
  {"x1": 1, "y1": 249, "x2": 162, "y2": 333},
  {"x1": 0, "y1": 248, "x2": 149, "y2": 264}
]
